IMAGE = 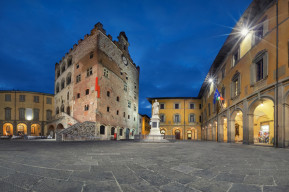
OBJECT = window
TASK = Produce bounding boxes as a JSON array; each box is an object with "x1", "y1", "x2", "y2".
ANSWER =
[
  {"x1": 174, "y1": 114, "x2": 180, "y2": 123},
  {"x1": 160, "y1": 114, "x2": 165, "y2": 122},
  {"x1": 123, "y1": 112, "x2": 126, "y2": 118},
  {"x1": 56, "y1": 70, "x2": 60, "y2": 78},
  {"x1": 5, "y1": 108, "x2": 11, "y2": 120},
  {"x1": 19, "y1": 95, "x2": 25, "y2": 102},
  {"x1": 46, "y1": 110, "x2": 52, "y2": 121},
  {"x1": 67, "y1": 106, "x2": 70, "y2": 115},
  {"x1": 189, "y1": 114, "x2": 195, "y2": 123},
  {"x1": 120, "y1": 129, "x2": 123, "y2": 136},
  {"x1": 199, "y1": 115, "x2": 202, "y2": 123},
  {"x1": 77, "y1": 93, "x2": 80, "y2": 98},
  {"x1": 5, "y1": 94, "x2": 11, "y2": 102},
  {"x1": 250, "y1": 50, "x2": 268, "y2": 85},
  {"x1": 134, "y1": 105, "x2": 136, "y2": 111},
  {"x1": 232, "y1": 48, "x2": 239, "y2": 67},
  {"x1": 117, "y1": 110, "x2": 119, "y2": 115},
  {"x1": 107, "y1": 91, "x2": 110, "y2": 97},
  {"x1": 107, "y1": 107, "x2": 110, "y2": 112},
  {"x1": 208, "y1": 103, "x2": 211, "y2": 116},
  {"x1": 84, "y1": 105, "x2": 89, "y2": 111},
  {"x1": 221, "y1": 87, "x2": 225, "y2": 104},
  {"x1": 66, "y1": 73, "x2": 71, "y2": 85},
  {"x1": 76, "y1": 64, "x2": 79, "y2": 69},
  {"x1": 255, "y1": 25, "x2": 264, "y2": 44},
  {"x1": 34, "y1": 96, "x2": 39, "y2": 103},
  {"x1": 34, "y1": 108, "x2": 39, "y2": 120},
  {"x1": 253, "y1": 17, "x2": 268, "y2": 45},
  {"x1": 126, "y1": 76, "x2": 128, "y2": 80},
  {"x1": 231, "y1": 72, "x2": 241, "y2": 98},
  {"x1": 56, "y1": 83, "x2": 60, "y2": 93},
  {"x1": 160, "y1": 103, "x2": 165, "y2": 109},
  {"x1": 61, "y1": 64, "x2": 65, "y2": 73},
  {"x1": 199, "y1": 104, "x2": 202, "y2": 109},
  {"x1": 124, "y1": 84, "x2": 127, "y2": 91},
  {"x1": 67, "y1": 57, "x2": 72, "y2": 67},
  {"x1": 174, "y1": 103, "x2": 179, "y2": 109},
  {"x1": 67, "y1": 92, "x2": 69, "y2": 100},
  {"x1": 56, "y1": 107, "x2": 59, "y2": 114},
  {"x1": 116, "y1": 96, "x2": 119, "y2": 101},
  {"x1": 128, "y1": 101, "x2": 131, "y2": 108},
  {"x1": 189, "y1": 103, "x2": 195, "y2": 109},
  {"x1": 86, "y1": 89, "x2": 89, "y2": 95},
  {"x1": 222, "y1": 67, "x2": 225, "y2": 79},
  {"x1": 46, "y1": 97, "x2": 52, "y2": 104},
  {"x1": 100, "y1": 125, "x2": 105, "y2": 135},
  {"x1": 134, "y1": 92, "x2": 136, "y2": 99},
  {"x1": 103, "y1": 68, "x2": 109, "y2": 77},
  {"x1": 87, "y1": 67, "x2": 93, "y2": 77},
  {"x1": 90, "y1": 52, "x2": 94, "y2": 59},
  {"x1": 128, "y1": 115, "x2": 130, "y2": 119},
  {"x1": 19, "y1": 108, "x2": 25, "y2": 120},
  {"x1": 61, "y1": 105, "x2": 65, "y2": 112},
  {"x1": 76, "y1": 74, "x2": 81, "y2": 83},
  {"x1": 61, "y1": 79, "x2": 65, "y2": 89}
]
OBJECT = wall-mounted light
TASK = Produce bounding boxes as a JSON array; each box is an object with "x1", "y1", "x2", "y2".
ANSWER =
[
  {"x1": 241, "y1": 28, "x2": 249, "y2": 37},
  {"x1": 25, "y1": 108, "x2": 33, "y2": 120}
]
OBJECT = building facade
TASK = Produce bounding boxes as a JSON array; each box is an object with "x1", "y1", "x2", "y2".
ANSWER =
[
  {"x1": 49, "y1": 22, "x2": 140, "y2": 140},
  {"x1": 138, "y1": 114, "x2": 151, "y2": 135},
  {"x1": 0, "y1": 91, "x2": 54, "y2": 137},
  {"x1": 199, "y1": 0, "x2": 289, "y2": 147},
  {"x1": 147, "y1": 97, "x2": 202, "y2": 140}
]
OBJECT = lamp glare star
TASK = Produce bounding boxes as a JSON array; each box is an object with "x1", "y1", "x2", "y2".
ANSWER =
[
  {"x1": 209, "y1": 78, "x2": 213, "y2": 83},
  {"x1": 241, "y1": 28, "x2": 249, "y2": 36}
]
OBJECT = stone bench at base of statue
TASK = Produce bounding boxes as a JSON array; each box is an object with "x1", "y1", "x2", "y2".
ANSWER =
[{"x1": 143, "y1": 135, "x2": 170, "y2": 143}]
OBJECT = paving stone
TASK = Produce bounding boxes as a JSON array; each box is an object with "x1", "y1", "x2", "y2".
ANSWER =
[
  {"x1": 2, "y1": 172, "x2": 42, "y2": 190},
  {"x1": 70, "y1": 170, "x2": 114, "y2": 183},
  {"x1": 244, "y1": 175, "x2": 274, "y2": 185},
  {"x1": 187, "y1": 178, "x2": 232, "y2": 192},
  {"x1": 31, "y1": 178, "x2": 83, "y2": 192},
  {"x1": 171, "y1": 165, "x2": 202, "y2": 174},
  {"x1": 159, "y1": 182, "x2": 199, "y2": 192},
  {"x1": 214, "y1": 173, "x2": 245, "y2": 183},
  {"x1": 83, "y1": 181, "x2": 120, "y2": 192},
  {"x1": 0, "y1": 180, "x2": 28, "y2": 192},
  {"x1": 263, "y1": 185, "x2": 289, "y2": 192},
  {"x1": 229, "y1": 183, "x2": 262, "y2": 192}
]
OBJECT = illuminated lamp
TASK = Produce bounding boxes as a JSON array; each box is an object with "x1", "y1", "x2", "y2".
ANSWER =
[
  {"x1": 241, "y1": 28, "x2": 249, "y2": 37},
  {"x1": 25, "y1": 108, "x2": 33, "y2": 120}
]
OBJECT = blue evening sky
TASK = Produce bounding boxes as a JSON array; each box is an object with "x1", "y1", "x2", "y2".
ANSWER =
[{"x1": 0, "y1": 0, "x2": 252, "y2": 116}]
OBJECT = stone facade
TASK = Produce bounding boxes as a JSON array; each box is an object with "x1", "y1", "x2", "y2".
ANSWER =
[{"x1": 51, "y1": 22, "x2": 139, "y2": 141}]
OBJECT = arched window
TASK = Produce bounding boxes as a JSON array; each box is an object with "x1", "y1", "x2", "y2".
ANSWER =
[
  {"x1": 61, "y1": 105, "x2": 64, "y2": 112},
  {"x1": 100, "y1": 125, "x2": 105, "y2": 135},
  {"x1": 111, "y1": 127, "x2": 115, "y2": 135},
  {"x1": 56, "y1": 83, "x2": 60, "y2": 94},
  {"x1": 56, "y1": 70, "x2": 60, "y2": 78},
  {"x1": 67, "y1": 56, "x2": 72, "y2": 67},
  {"x1": 61, "y1": 78, "x2": 65, "y2": 90},
  {"x1": 67, "y1": 106, "x2": 70, "y2": 115},
  {"x1": 66, "y1": 73, "x2": 71, "y2": 85},
  {"x1": 56, "y1": 107, "x2": 59, "y2": 114},
  {"x1": 61, "y1": 63, "x2": 66, "y2": 73}
]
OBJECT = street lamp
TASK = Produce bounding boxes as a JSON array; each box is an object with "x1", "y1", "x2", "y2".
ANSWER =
[{"x1": 241, "y1": 27, "x2": 249, "y2": 37}]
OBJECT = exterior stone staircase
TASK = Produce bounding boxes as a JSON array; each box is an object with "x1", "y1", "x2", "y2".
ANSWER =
[{"x1": 56, "y1": 121, "x2": 99, "y2": 141}]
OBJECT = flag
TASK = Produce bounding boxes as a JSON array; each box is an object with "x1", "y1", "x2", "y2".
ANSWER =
[{"x1": 213, "y1": 88, "x2": 224, "y2": 104}]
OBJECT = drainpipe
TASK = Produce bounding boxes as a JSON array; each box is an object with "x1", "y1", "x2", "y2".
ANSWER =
[
  {"x1": 275, "y1": 0, "x2": 279, "y2": 147},
  {"x1": 184, "y1": 99, "x2": 185, "y2": 140}
]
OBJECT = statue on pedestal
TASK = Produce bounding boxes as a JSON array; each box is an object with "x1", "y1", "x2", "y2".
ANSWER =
[{"x1": 152, "y1": 100, "x2": 159, "y2": 117}]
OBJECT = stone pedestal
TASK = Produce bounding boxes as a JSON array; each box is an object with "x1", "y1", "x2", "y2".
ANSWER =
[{"x1": 144, "y1": 115, "x2": 168, "y2": 142}]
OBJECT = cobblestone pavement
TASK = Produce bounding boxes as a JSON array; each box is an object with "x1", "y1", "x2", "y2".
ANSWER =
[{"x1": 0, "y1": 140, "x2": 289, "y2": 192}]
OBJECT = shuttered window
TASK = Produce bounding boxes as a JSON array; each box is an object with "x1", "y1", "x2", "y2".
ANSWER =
[
  {"x1": 250, "y1": 50, "x2": 268, "y2": 85},
  {"x1": 231, "y1": 72, "x2": 241, "y2": 99}
]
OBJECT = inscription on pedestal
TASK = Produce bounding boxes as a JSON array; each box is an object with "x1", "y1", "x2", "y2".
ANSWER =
[{"x1": 152, "y1": 122, "x2": 157, "y2": 128}]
